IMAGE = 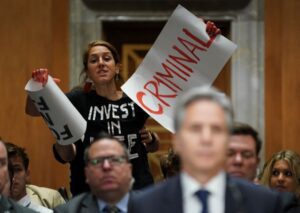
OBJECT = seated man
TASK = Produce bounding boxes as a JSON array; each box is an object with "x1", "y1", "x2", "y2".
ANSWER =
[
  {"x1": 225, "y1": 122, "x2": 261, "y2": 182},
  {"x1": 55, "y1": 133, "x2": 134, "y2": 212},
  {"x1": 0, "y1": 140, "x2": 36, "y2": 212},
  {"x1": 5, "y1": 142, "x2": 53, "y2": 212},
  {"x1": 3, "y1": 142, "x2": 66, "y2": 209}
]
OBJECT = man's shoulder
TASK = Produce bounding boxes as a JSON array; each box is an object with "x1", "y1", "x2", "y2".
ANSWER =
[
  {"x1": 134, "y1": 175, "x2": 180, "y2": 198},
  {"x1": 228, "y1": 177, "x2": 283, "y2": 211},
  {"x1": 0, "y1": 196, "x2": 37, "y2": 213},
  {"x1": 54, "y1": 193, "x2": 96, "y2": 213},
  {"x1": 129, "y1": 176, "x2": 182, "y2": 213},
  {"x1": 26, "y1": 184, "x2": 66, "y2": 208},
  {"x1": 231, "y1": 177, "x2": 277, "y2": 196}
]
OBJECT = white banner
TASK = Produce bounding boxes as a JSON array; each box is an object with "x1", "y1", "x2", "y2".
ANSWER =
[
  {"x1": 121, "y1": 5, "x2": 237, "y2": 133},
  {"x1": 25, "y1": 76, "x2": 87, "y2": 145}
]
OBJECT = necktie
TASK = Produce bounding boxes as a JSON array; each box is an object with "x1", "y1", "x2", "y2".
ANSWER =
[
  {"x1": 195, "y1": 189, "x2": 210, "y2": 213},
  {"x1": 103, "y1": 205, "x2": 120, "y2": 213}
]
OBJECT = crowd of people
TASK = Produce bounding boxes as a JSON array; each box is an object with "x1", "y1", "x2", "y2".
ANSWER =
[{"x1": 0, "y1": 21, "x2": 299, "y2": 213}]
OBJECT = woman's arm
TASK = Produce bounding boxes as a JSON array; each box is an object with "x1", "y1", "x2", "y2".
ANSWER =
[{"x1": 53, "y1": 143, "x2": 76, "y2": 162}]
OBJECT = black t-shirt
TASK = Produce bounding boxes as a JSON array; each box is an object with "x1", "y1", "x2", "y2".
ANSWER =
[{"x1": 53, "y1": 89, "x2": 154, "y2": 195}]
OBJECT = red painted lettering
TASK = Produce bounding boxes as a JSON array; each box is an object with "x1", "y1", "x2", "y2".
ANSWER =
[
  {"x1": 169, "y1": 45, "x2": 197, "y2": 73},
  {"x1": 182, "y1": 28, "x2": 214, "y2": 48},
  {"x1": 144, "y1": 81, "x2": 176, "y2": 107},
  {"x1": 136, "y1": 92, "x2": 163, "y2": 114},
  {"x1": 177, "y1": 36, "x2": 206, "y2": 61}
]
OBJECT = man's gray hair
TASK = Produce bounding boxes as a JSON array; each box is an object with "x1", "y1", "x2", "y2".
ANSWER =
[{"x1": 173, "y1": 86, "x2": 233, "y2": 131}]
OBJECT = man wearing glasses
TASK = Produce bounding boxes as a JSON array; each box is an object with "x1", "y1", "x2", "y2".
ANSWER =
[{"x1": 55, "y1": 133, "x2": 133, "y2": 213}]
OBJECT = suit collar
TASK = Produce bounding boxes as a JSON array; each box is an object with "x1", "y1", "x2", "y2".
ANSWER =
[
  {"x1": 81, "y1": 193, "x2": 99, "y2": 213},
  {"x1": 225, "y1": 175, "x2": 244, "y2": 213},
  {"x1": 162, "y1": 175, "x2": 183, "y2": 213},
  {"x1": 0, "y1": 196, "x2": 14, "y2": 211}
]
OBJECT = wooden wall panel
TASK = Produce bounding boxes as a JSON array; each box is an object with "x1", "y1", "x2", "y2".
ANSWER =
[
  {"x1": 265, "y1": 0, "x2": 300, "y2": 159},
  {"x1": 0, "y1": 0, "x2": 69, "y2": 190}
]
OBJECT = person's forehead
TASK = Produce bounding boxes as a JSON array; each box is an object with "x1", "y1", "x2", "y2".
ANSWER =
[
  {"x1": 184, "y1": 100, "x2": 227, "y2": 122},
  {"x1": 273, "y1": 160, "x2": 290, "y2": 169},
  {"x1": 0, "y1": 143, "x2": 7, "y2": 158},
  {"x1": 9, "y1": 155, "x2": 24, "y2": 165},
  {"x1": 229, "y1": 135, "x2": 256, "y2": 151},
  {"x1": 89, "y1": 45, "x2": 112, "y2": 55},
  {"x1": 89, "y1": 139, "x2": 123, "y2": 156}
]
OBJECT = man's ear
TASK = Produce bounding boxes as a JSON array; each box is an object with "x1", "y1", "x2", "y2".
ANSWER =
[
  {"x1": 128, "y1": 163, "x2": 132, "y2": 172},
  {"x1": 172, "y1": 133, "x2": 181, "y2": 154},
  {"x1": 85, "y1": 167, "x2": 89, "y2": 184},
  {"x1": 25, "y1": 168, "x2": 30, "y2": 183},
  {"x1": 256, "y1": 157, "x2": 261, "y2": 165}
]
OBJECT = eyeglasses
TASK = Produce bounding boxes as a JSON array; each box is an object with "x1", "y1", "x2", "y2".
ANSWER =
[{"x1": 88, "y1": 155, "x2": 128, "y2": 167}]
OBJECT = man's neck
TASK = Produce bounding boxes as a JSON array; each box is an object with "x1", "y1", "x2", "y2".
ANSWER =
[
  {"x1": 183, "y1": 168, "x2": 222, "y2": 185},
  {"x1": 14, "y1": 191, "x2": 27, "y2": 202},
  {"x1": 96, "y1": 191, "x2": 127, "y2": 205}
]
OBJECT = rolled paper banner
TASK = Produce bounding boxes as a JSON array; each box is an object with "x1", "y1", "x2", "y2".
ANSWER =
[{"x1": 25, "y1": 76, "x2": 87, "y2": 145}]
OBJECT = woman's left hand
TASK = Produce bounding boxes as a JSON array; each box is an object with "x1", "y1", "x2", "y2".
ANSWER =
[{"x1": 206, "y1": 21, "x2": 221, "y2": 38}]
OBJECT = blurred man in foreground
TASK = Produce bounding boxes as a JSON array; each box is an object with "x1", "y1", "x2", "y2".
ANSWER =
[{"x1": 129, "y1": 86, "x2": 284, "y2": 213}]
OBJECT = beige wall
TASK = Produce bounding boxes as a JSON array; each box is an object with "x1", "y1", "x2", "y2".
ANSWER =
[
  {"x1": 265, "y1": 0, "x2": 300, "y2": 159},
  {"x1": 0, "y1": 0, "x2": 69, "y2": 189}
]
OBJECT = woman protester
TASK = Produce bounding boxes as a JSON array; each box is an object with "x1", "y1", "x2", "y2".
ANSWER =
[{"x1": 26, "y1": 21, "x2": 220, "y2": 196}]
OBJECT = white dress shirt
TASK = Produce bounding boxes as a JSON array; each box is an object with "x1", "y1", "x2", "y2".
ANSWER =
[
  {"x1": 181, "y1": 171, "x2": 226, "y2": 213},
  {"x1": 18, "y1": 194, "x2": 53, "y2": 213},
  {"x1": 97, "y1": 193, "x2": 129, "y2": 213}
]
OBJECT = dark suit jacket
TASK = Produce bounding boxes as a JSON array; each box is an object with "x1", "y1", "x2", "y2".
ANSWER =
[
  {"x1": 129, "y1": 175, "x2": 285, "y2": 213},
  {"x1": 0, "y1": 196, "x2": 37, "y2": 213},
  {"x1": 280, "y1": 192, "x2": 300, "y2": 213},
  {"x1": 54, "y1": 192, "x2": 135, "y2": 213}
]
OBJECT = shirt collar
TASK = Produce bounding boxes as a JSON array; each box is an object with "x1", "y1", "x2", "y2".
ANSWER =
[
  {"x1": 181, "y1": 170, "x2": 226, "y2": 198},
  {"x1": 17, "y1": 194, "x2": 31, "y2": 207},
  {"x1": 97, "y1": 193, "x2": 129, "y2": 213}
]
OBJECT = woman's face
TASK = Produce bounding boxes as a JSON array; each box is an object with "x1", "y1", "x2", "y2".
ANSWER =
[
  {"x1": 86, "y1": 45, "x2": 119, "y2": 85},
  {"x1": 270, "y1": 160, "x2": 298, "y2": 193}
]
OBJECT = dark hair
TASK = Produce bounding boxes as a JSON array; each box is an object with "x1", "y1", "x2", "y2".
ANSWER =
[
  {"x1": 174, "y1": 86, "x2": 233, "y2": 132},
  {"x1": 8, "y1": 160, "x2": 14, "y2": 189},
  {"x1": 83, "y1": 132, "x2": 129, "y2": 165},
  {"x1": 230, "y1": 122, "x2": 262, "y2": 155},
  {"x1": 5, "y1": 142, "x2": 30, "y2": 170}
]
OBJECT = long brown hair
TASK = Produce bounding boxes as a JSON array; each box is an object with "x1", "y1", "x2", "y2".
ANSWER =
[{"x1": 260, "y1": 150, "x2": 300, "y2": 197}]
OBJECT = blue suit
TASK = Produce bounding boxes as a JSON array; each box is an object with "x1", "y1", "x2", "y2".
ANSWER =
[{"x1": 129, "y1": 175, "x2": 285, "y2": 213}]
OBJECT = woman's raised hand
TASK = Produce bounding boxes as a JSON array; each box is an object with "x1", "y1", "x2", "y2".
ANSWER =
[
  {"x1": 206, "y1": 21, "x2": 221, "y2": 38},
  {"x1": 32, "y1": 68, "x2": 60, "y2": 86}
]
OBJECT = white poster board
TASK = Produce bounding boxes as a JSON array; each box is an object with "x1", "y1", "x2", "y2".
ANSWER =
[
  {"x1": 121, "y1": 5, "x2": 237, "y2": 133},
  {"x1": 25, "y1": 76, "x2": 87, "y2": 145}
]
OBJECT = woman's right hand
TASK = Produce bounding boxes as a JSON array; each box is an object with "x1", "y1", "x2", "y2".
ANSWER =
[{"x1": 32, "y1": 68, "x2": 49, "y2": 86}]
